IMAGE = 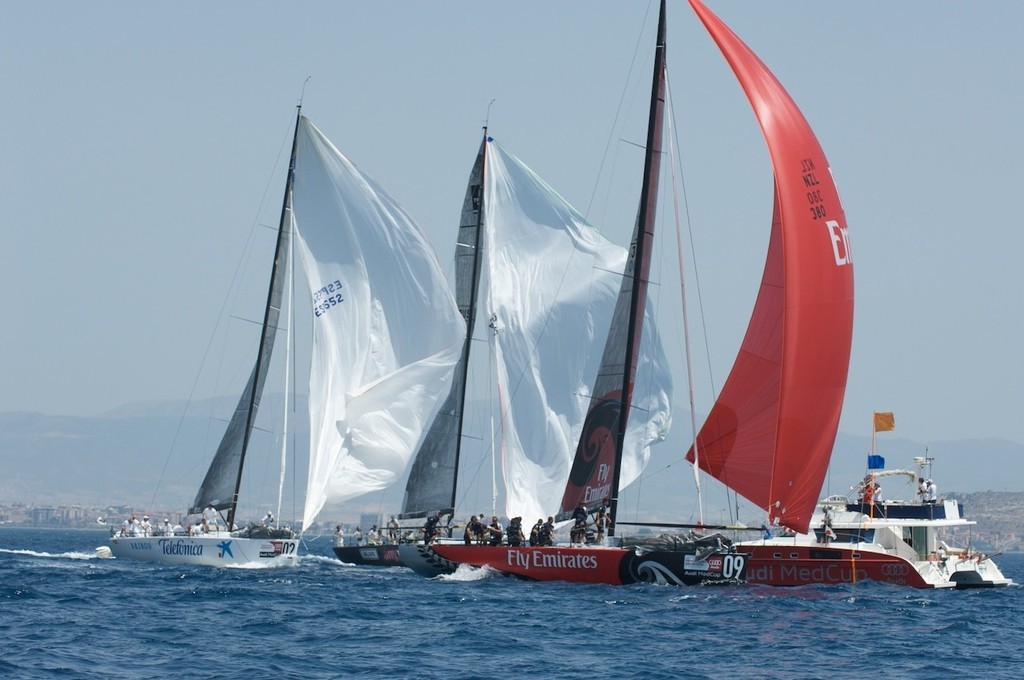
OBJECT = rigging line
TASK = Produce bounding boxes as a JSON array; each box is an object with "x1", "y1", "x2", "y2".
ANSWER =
[
  {"x1": 214, "y1": 108, "x2": 299, "y2": 401},
  {"x1": 225, "y1": 106, "x2": 301, "y2": 530},
  {"x1": 493, "y1": 131, "x2": 666, "y2": 445},
  {"x1": 298, "y1": 76, "x2": 311, "y2": 107},
  {"x1": 217, "y1": 114, "x2": 296, "y2": 365},
  {"x1": 289, "y1": 236, "x2": 304, "y2": 527},
  {"x1": 485, "y1": 147, "x2": 660, "y2": 489},
  {"x1": 494, "y1": 8, "x2": 661, "y2": 520},
  {"x1": 487, "y1": 314, "x2": 499, "y2": 518},
  {"x1": 275, "y1": 219, "x2": 294, "y2": 527},
  {"x1": 665, "y1": 73, "x2": 703, "y2": 526},
  {"x1": 374, "y1": 488, "x2": 388, "y2": 519},
  {"x1": 583, "y1": 0, "x2": 657, "y2": 224},
  {"x1": 484, "y1": 225, "x2": 596, "y2": 516},
  {"x1": 480, "y1": 145, "x2": 601, "y2": 510},
  {"x1": 146, "y1": 109, "x2": 297, "y2": 515},
  {"x1": 666, "y1": 69, "x2": 714, "y2": 400},
  {"x1": 290, "y1": 407, "x2": 298, "y2": 526},
  {"x1": 454, "y1": 455, "x2": 493, "y2": 520},
  {"x1": 666, "y1": 58, "x2": 740, "y2": 525},
  {"x1": 625, "y1": 464, "x2": 644, "y2": 525}
]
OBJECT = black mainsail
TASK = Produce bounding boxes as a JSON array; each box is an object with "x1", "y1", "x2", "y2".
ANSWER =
[
  {"x1": 399, "y1": 133, "x2": 488, "y2": 519},
  {"x1": 190, "y1": 107, "x2": 299, "y2": 531},
  {"x1": 557, "y1": 0, "x2": 667, "y2": 535}
]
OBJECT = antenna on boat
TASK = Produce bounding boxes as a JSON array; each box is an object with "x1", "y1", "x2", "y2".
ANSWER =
[
  {"x1": 298, "y1": 76, "x2": 312, "y2": 107},
  {"x1": 484, "y1": 98, "x2": 496, "y2": 128}
]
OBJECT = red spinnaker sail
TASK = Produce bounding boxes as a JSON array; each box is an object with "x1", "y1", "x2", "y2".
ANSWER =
[{"x1": 685, "y1": 0, "x2": 855, "y2": 533}]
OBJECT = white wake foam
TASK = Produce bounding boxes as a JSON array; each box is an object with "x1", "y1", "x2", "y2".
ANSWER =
[
  {"x1": 438, "y1": 563, "x2": 496, "y2": 582},
  {"x1": 0, "y1": 548, "x2": 98, "y2": 561}
]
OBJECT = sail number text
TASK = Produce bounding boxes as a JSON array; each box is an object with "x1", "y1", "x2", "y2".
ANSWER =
[
  {"x1": 801, "y1": 158, "x2": 828, "y2": 220},
  {"x1": 801, "y1": 158, "x2": 852, "y2": 266},
  {"x1": 720, "y1": 553, "x2": 746, "y2": 580},
  {"x1": 313, "y1": 280, "x2": 344, "y2": 317}
]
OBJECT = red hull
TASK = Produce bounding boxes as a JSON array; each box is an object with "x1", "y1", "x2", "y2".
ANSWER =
[
  {"x1": 739, "y1": 544, "x2": 932, "y2": 588},
  {"x1": 432, "y1": 544, "x2": 630, "y2": 584}
]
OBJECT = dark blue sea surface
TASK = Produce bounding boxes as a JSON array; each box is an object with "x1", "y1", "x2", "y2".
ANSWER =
[{"x1": 2, "y1": 528, "x2": 1022, "y2": 679}]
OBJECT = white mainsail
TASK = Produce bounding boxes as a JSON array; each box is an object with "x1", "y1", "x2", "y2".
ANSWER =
[
  {"x1": 293, "y1": 118, "x2": 466, "y2": 528},
  {"x1": 484, "y1": 140, "x2": 672, "y2": 523}
]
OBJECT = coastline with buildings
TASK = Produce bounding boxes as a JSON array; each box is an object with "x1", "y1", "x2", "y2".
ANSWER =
[{"x1": 4, "y1": 491, "x2": 1022, "y2": 553}]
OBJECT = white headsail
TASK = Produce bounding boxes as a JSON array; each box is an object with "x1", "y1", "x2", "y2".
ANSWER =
[
  {"x1": 484, "y1": 140, "x2": 672, "y2": 523},
  {"x1": 293, "y1": 118, "x2": 466, "y2": 529}
]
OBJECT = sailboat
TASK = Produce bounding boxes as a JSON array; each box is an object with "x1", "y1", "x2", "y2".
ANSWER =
[
  {"x1": 678, "y1": 2, "x2": 1010, "y2": 588},
  {"x1": 109, "y1": 107, "x2": 465, "y2": 567},
  {"x1": 395, "y1": 120, "x2": 675, "y2": 578},
  {"x1": 735, "y1": 416, "x2": 1013, "y2": 588},
  {"x1": 420, "y1": 0, "x2": 746, "y2": 586}
]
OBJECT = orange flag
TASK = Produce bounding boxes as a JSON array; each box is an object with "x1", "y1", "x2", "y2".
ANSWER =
[{"x1": 873, "y1": 412, "x2": 895, "y2": 432}]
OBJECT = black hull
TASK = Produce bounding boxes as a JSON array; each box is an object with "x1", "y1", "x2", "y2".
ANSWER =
[
  {"x1": 333, "y1": 544, "x2": 404, "y2": 567},
  {"x1": 625, "y1": 549, "x2": 749, "y2": 586}
]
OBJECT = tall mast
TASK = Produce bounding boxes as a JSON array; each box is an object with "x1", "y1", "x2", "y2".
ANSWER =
[
  {"x1": 227, "y1": 105, "x2": 302, "y2": 531},
  {"x1": 399, "y1": 129, "x2": 488, "y2": 519},
  {"x1": 608, "y1": 0, "x2": 667, "y2": 536},
  {"x1": 556, "y1": 0, "x2": 667, "y2": 529},
  {"x1": 449, "y1": 128, "x2": 489, "y2": 514}
]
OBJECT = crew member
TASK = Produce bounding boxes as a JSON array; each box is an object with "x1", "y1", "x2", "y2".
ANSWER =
[{"x1": 487, "y1": 516, "x2": 503, "y2": 546}]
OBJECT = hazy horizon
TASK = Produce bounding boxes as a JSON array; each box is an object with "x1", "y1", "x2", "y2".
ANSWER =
[{"x1": 4, "y1": 3, "x2": 1023, "y2": 454}]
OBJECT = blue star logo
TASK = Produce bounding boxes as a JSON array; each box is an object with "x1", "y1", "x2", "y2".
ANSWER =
[{"x1": 217, "y1": 540, "x2": 234, "y2": 558}]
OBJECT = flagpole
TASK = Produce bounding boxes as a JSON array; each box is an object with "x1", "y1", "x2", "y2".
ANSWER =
[
  {"x1": 869, "y1": 412, "x2": 877, "y2": 519},
  {"x1": 868, "y1": 411, "x2": 895, "y2": 518},
  {"x1": 871, "y1": 411, "x2": 877, "y2": 456}
]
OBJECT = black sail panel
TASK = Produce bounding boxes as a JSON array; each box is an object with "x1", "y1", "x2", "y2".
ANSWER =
[
  {"x1": 190, "y1": 221, "x2": 291, "y2": 515},
  {"x1": 558, "y1": 0, "x2": 667, "y2": 525},
  {"x1": 399, "y1": 136, "x2": 486, "y2": 519},
  {"x1": 191, "y1": 112, "x2": 298, "y2": 517}
]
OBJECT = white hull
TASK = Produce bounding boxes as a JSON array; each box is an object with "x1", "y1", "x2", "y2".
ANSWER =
[
  {"x1": 741, "y1": 489, "x2": 1013, "y2": 589},
  {"x1": 107, "y1": 533, "x2": 298, "y2": 567}
]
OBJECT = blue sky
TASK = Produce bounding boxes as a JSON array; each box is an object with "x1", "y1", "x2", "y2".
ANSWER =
[{"x1": 3, "y1": 1, "x2": 1023, "y2": 449}]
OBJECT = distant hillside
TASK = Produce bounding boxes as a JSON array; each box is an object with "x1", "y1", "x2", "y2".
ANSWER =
[
  {"x1": 614, "y1": 424, "x2": 1024, "y2": 527},
  {"x1": 944, "y1": 490, "x2": 1024, "y2": 552},
  {"x1": 2, "y1": 400, "x2": 1022, "y2": 524},
  {"x1": 0, "y1": 410, "x2": 194, "y2": 506},
  {"x1": 0, "y1": 397, "x2": 310, "y2": 511}
]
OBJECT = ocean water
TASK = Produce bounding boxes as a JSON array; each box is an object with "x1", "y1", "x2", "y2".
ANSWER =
[{"x1": 2, "y1": 528, "x2": 1023, "y2": 679}]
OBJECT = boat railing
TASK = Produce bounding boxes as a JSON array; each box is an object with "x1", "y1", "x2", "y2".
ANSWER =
[{"x1": 845, "y1": 500, "x2": 963, "y2": 521}]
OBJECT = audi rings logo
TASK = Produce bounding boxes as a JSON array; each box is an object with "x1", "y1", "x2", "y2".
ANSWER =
[{"x1": 881, "y1": 563, "x2": 909, "y2": 576}]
